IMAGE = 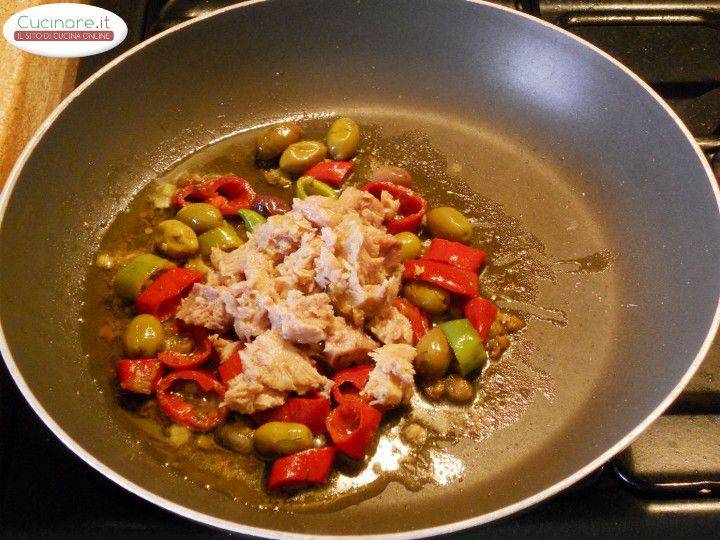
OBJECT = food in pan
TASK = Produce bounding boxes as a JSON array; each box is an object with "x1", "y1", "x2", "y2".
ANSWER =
[{"x1": 91, "y1": 118, "x2": 525, "y2": 496}]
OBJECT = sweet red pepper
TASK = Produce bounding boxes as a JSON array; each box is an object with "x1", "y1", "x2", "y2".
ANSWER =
[
  {"x1": 116, "y1": 358, "x2": 164, "y2": 394},
  {"x1": 331, "y1": 365, "x2": 373, "y2": 406},
  {"x1": 268, "y1": 447, "x2": 336, "y2": 491},
  {"x1": 254, "y1": 396, "x2": 331, "y2": 434},
  {"x1": 135, "y1": 268, "x2": 202, "y2": 320},
  {"x1": 156, "y1": 370, "x2": 228, "y2": 431},
  {"x1": 217, "y1": 350, "x2": 243, "y2": 384},
  {"x1": 464, "y1": 297, "x2": 497, "y2": 340},
  {"x1": 304, "y1": 160, "x2": 354, "y2": 186},
  {"x1": 158, "y1": 326, "x2": 212, "y2": 369},
  {"x1": 403, "y1": 259, "x2": 479, "y2": 297},
  {"x1": 172, "y1": 174, "x2": 256, "y2": 216},
  {"x1": 361, "y1": 182, "x2": 427, "y2": 234},
  {"x1": 326, "y1": 401, "x2": 382, "y2": 460},
  {"x1": 423, "y1": 238, "x2": 487, "y2": 272},
  {"x1": 391, "y1": 297, "x2": 430, "y2": 344}
]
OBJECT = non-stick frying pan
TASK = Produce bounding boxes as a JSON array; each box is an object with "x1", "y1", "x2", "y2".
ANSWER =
[{"x1": 1, "y1": 0, "x2": 719, "y2": 537}]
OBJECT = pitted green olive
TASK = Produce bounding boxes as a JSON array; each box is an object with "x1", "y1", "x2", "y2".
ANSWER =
[
  {"x1": 253, "y1": 421, "x2": 314, "y2": 456},
  {"x1": 123, "y1": 314, "x2": 165, "y2": 358},
  {"x1": 176, "y1": 203, "x2": 223, "y2": 233},
  {"x1": 256, "y1": 122, "x2": 303, "y2": 160},
  {"x1": 197, "y1": 223, "x2": 242, "y2": 256},
  {"x1": 425, "y1": 207, "x2": 473, "y2": 243},
  {"x1": 154, "y1": 219, "x2": 199, "y2": 258},
  {"x1": 402, "y1": 281, "x2": 450, "y2": 315},
  {"x1": 415, "y1": 328, "x2": 452, "y2": 381},
  {"x1": 279, "y1": 141, "x2": 327, "y2": 175},
  {"x1": 394, "y1": 232, "x2": 422, "y2": 261},
  {"x1": 327, "y1": 117, "x2": 360, "y2": 160}
]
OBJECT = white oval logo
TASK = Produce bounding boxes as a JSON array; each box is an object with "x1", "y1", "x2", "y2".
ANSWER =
[{"x1": 2, "y1": 3, "x2": 127, "y2": 58}]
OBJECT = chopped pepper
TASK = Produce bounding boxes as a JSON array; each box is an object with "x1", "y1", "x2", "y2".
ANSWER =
[
  {"x1": 296, "y1": 176, "x2": 339, "y2": 200},
  {"x1": 135, "y1": 267, "x2": 202, "y2": 320},
  {"x1": 331, "y1": 365, "x2": 373, "y2": 405},
  {"x1": 254, "y1": 396, "x2": 331, "y2": 434},
  {"x1": 362, "y1": 182, "x2": 427, "y2": 234},
  {"x1": 158, "y1": 326, "x2": 212, "y2": 369},
  {"x1": 403, "y1": 259, "x2": 479, "y2": 297},
  {"x1": 156, "y1": 369, "x2": 228, "y2": 431},
  {"x1": 391, "y1": 297, "x2": 430, "y2": 344},
  {"x1": 113, "y1": 254, "x2": 175, "y2": 300},
  {"x1": 268, "y1": 447, "x2": 336, "y2": 491},
  {"x1": 326, "y1": 401, "x2": 382, "y2": 460},
  {"x1": 304, "y1": 160, "x2": 354, "y2": 186},
  {"x1": 217, "y1": 350, "x2": 243, "y2": 384},
  {"x1": 438, "y1": 318, "x2": 487, "y2": 376},
  {"x1": 116, "y1": 358, "x2": 164, "y2": 394},
  {"x1": 173, "y1": 175, "x2": 256, "y2": 216},
  {"x1": 237, "y1": 209, "x2": 266, "y2": 233},
  {"x1": 422, "y1": 238, "x2": 487, "y2": 272},
  {"x1": 464, "y1": 297, "x2": 497, "y2": 340}
]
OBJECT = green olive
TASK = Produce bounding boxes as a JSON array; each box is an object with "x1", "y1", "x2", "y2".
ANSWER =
[
  {"x1": 154, "y1": 219, "x2": 199, "y2": 258},
  {"x1": 279, "y1": 140, "x2": 327, "y2": 175},
  {"x1": 176, "y1": 203, "x2": 224, "y2": 233},
  {"x1": 402, "y1": 281, "x2": 450, "y2": 315},
  {"x1": 327, "y1": 117, "x2": 360, "y2": 160},
  {"x1": 425, "y1": 207, "x2": 473, "y2": 243},
  {"x1": 415, "y1": 328, "x2": 452, "y2": 381},
  {"x1": 123, "y1": 314, "x2": 165, "y2": 358},
  {"x1": 253, "y1": 421, "x2": 313, "y2": 456},
  {"x1": 256, "y1": 122, "x2": 303, "y2": 160},
  {"x1": 198, "y1": 222, "x2": 242, "y2": 257},
  {"x1": 394, "y1": 232, "x2": 422, "y2": 261}
]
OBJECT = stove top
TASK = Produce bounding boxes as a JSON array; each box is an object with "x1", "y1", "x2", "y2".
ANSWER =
[{"x1": 3, "y1": 0, "x2": 720, "y2": 536}]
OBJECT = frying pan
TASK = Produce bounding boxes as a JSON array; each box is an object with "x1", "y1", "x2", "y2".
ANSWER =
[{"x1": 1, "y1": 0, "x2": 719, "y2": 537}]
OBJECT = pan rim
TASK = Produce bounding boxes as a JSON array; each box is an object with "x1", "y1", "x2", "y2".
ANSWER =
[{"x1": 1, "y1": 0, "x2": 719, "y2": 537}]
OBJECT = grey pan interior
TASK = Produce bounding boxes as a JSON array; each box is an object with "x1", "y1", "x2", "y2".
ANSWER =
[{"x1": 1, "y1": 0, "x2": 719, "y2": 537}]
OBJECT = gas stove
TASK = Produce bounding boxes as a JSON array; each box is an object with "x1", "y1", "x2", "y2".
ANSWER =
[{"x1": 2, "y1": 0, "x2": 720, "y2": 536}]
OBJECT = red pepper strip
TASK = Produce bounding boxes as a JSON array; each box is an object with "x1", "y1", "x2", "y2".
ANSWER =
[
  {"x1": 403, "y1": 259, "x2": 479, "y2": 298},
  {"x1": 391, "y1": 297, "x2": 430, "y2": 344},
  {"x1": 268, "y1": 447, "x2": 336, "y2": 491},
  {"x1": 172, "y1": 175, "x2": 256, "y2": 216},
  {"x1": 156, "y1": 370, "x2": 227, "y2": 432},
  {"x1": 331, "y1": 365, "x2": 373, "y2": 405},
  {"x1": 422, "y1": 238, "x2": 487, "y2": 272},
  {"x1": 326, "y1": 401, "x2": 382, "y2": 460},
  {"x1": 218, "y1": 350, "x2": 243, "y2": 385},
  {"x1": 135, "y1": 268, "x2": 202, "y2": 320},
  {"x1": 464, "y1": 297, "x2": 498, "y2": 340},
  {"x1": 361, "y1": 182, "x2": 427, "y2": 234},
  {"x1": 253, "y1": 396, "x2": 331, "y2": 434},
  {"x1": 117, "y1": 359, "x2": 164, "y2": 394},
  {"x1": 304, "y1": 161, "x2": 354, "y2": 186},
  {"x1": 158, "y1": 326, "x2": 212, "y2": 370}
]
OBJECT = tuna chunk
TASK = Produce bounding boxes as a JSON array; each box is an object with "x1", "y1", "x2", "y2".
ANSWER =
[
  {"x1": 211, "y1": 241, "x2": 277, "y2": 292},
  {"x1": 222, "y1": 282, "x2": 271, "y2": 341},
  {"x1": 323, "y1": 316, "x2": 378, "y2": 370},
  {"x1": 267, "y1": 290, "x2": 334, "y2": 344},
  {"x1": 275, "y1": 236, "x2": 323, "y2": 293},
  {"x1": 338, "y1": 186, "x2": 399, "y2": 227},
  {"x1": 292, "y1": 195, "x2": 342, "y2": 228},
  {"x1": 209, "y1": 335, "x2": 242, "y2": 362},
  {"x1": 253, "y1": 212, "x2": 316, "y2": 260},
  {"x1": 361, "y1": 344, "x2": 416, "y2": 408},
  {"x1": 223, "y1": 330, "x2": 332, "y2": 414},
  {"x1": 175, "y1": 283, "x2": 232, "y2": 331},
  {"x1": 368, "y1": 305, "x2": 413, "y2": 345}
]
